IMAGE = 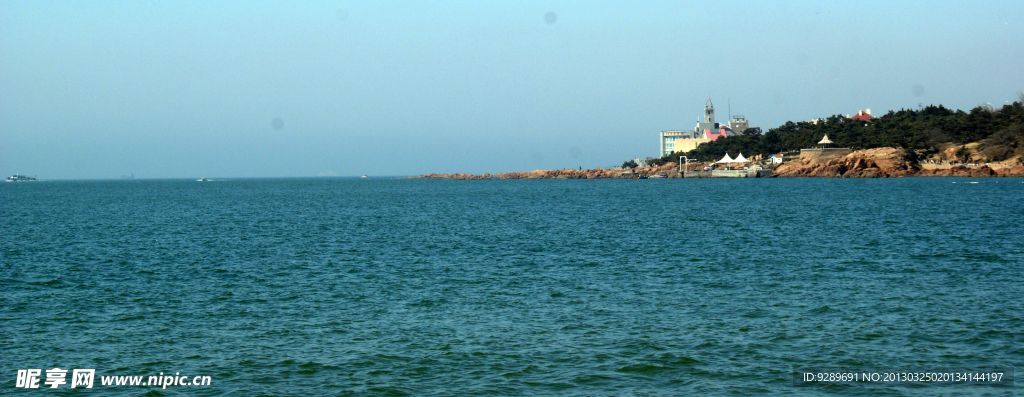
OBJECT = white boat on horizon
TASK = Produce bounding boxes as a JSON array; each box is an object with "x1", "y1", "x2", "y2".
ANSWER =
[{"x1": 6, "y1": 174, "x2": 37, "y2": 182}]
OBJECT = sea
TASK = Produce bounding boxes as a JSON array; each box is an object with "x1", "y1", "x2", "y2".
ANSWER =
[{"x1": 2, "y1": 177, "x2": 1022, "y2": 396}]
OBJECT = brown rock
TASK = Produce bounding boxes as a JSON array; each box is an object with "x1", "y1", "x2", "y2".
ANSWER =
[
  {"x1": 775, "y1": 147, "x2": 917, "y2": 177},
  {"x1": 996, "y1": 165, "x2": 1024, "y2": 176}
]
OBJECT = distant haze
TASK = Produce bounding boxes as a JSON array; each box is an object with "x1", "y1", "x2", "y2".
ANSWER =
[{"x1": 2, "y1": 1, "x2": 1023, "y2": 178}]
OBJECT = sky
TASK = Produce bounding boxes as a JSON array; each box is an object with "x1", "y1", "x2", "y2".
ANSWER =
[{"x1": 2, "y1": 0, "x2": 1023, "y2": 178}]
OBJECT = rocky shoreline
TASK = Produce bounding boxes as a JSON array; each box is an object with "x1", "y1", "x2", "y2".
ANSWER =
[
  {"x1": 419, "y1": 168, "x2": 644, "y2": 180},
  {"x1": 773, "y1": 147, "x2": 1024, "y2": 177},
  {"x1": 419, "y1": 147, "x2": 1024, "y2": 179}
]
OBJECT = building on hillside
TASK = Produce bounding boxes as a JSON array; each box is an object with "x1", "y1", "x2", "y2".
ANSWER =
[
  {"x1": 673, "y1": 136, "x2": 712, "y2": 154},
  {"x1": 727, "y1": 115, "x2": 750, "y2": 134},
  {"x1": 658, "y1": 130, "x2": 697, "y2": 157},
  {"x1": 850, "y1": 109, "x2": 874, "y2": 122},
  {"x1": 658, "y1": 98, "x2": 758, "y2": 157},
  {"x1": 696, "y1": 97, "x2": 718, "y2": 136},
  {"x1": 633, "y1": 157, "x2": 656, "y2": 167}
]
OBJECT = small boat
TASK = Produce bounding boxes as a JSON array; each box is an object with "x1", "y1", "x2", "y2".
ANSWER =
[
  {"x1": 649, "y1": 174, "x2": 667, "y2": 179},
  {"x1": 198, "y1": 177, "x2": 208, "y2": 182},
  {"x1": 6, "y1": 174, "x2": 37, "y2": 182},
  {"x1": 361, "y1": 175, "x2": 369, "y2": 178}
]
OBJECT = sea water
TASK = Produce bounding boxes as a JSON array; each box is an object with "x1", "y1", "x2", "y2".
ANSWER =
[{"x1": 2, "y1": 178, "x2": 1022, "y2": 396}]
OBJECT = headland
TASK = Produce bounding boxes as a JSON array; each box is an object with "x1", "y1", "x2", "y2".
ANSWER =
[
  {"x1": 422, "y1": 98, "x2": 1024, "y2": 179},
  {"x1": 419, "y1": 147, "x2": 1024, "y2": 179}
]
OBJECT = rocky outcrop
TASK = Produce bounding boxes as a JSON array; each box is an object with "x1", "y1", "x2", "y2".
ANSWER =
[
  {"x1": 418, "y1": 173, "x2": 492, "y2": 180},
  {"x1": 419, "y1": 164, "x2": 683, "y2": 180},
  {"x1": 420, "y1": 148, "x2": 1024, "y2": 179},
  {"x1": 997, "y1": 165, "x2": 1024, "y2": 176},
  {"x1": 916, "y1": 165, "x2": 1024, "y2": 177},
  {"x1": 773, "y1": 147, "x2": 917, "y2": 177},
  {"x1": 497, "y1": 169, "x2": 621, "y2": 179}
]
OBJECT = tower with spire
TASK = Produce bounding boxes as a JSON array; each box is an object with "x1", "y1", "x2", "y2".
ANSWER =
[
  {"x1": 703, "y1": 97, "x2": 715, "y2": 125},
  {"x1": 695, "y1": 97, "x2": 719, "y2": 136}
]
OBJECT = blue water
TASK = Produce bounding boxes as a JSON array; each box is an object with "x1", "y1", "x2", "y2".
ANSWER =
[{"x1": 2, "y1": 178, "x2": 1022, "y2": 396}]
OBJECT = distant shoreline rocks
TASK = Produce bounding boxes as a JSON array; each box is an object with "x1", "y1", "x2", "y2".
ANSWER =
[
  {"x1": 419, "y1": 169, "x2": 652, "y2": 180},
  {"x1": 419, "y1": 148, "x2": 1024, "y2": 180}
]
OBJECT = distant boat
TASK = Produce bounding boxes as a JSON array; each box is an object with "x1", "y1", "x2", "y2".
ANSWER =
[
  {"x1": 198, "y1": 177, "x2": 208, "y2": 182},
  {"x1": 361, "y1": 175, "x2": 369, "y2": 178},
  {"x1": 649, "y1": 174, "x2": 667, "y2": 179},
  {"x1": 5, "y1": 174, "x2": 36, "y2": 182}
]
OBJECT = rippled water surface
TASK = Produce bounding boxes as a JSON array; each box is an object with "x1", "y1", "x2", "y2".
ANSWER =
[{"x1": 2, "y1": 178, "x2": 1022, "y2": 396}]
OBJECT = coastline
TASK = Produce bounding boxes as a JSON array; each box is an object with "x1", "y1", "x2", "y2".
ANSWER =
[{"x1": 419, "y1": 147, "x2": 1024, "y2": 179}]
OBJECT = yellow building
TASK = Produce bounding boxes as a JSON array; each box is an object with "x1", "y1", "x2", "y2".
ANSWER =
[{"x1": 673, "y1": 138, "x2": 711, "y2": 154}]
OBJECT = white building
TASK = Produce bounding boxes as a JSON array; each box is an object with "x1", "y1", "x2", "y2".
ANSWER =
[{"x1": 658, "y1": 98, "x2": 756, "y2": 157}]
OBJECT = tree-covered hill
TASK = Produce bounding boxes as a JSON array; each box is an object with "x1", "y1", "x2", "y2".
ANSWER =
[{"x1": 646, "y1": 98, "x2": 1024, "y2": 165}]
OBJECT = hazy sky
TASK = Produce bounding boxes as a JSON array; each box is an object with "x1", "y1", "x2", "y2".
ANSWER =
[{"x1": 2, "y1": 1, "x2": 1023, "y2": 178}]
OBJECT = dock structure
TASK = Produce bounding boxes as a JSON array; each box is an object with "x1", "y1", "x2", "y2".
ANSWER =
[{"x1": 683, "y1": 169, "x2": 772, "y2": 178}]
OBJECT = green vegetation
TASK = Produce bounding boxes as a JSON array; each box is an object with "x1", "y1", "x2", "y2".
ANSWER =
[{"x1": 645, "y1": 98, "x2": 1024, "y2": 165}]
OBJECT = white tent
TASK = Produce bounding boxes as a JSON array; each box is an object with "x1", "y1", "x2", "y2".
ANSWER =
[
  {"x1": 716, "y1": 153, "x2": 735, "y2": 163},
  {"x1": 818, "y1": 135, "x2": 833, "y2": 145},
  {"x1": 734, "y1": 153, "x2": 748, "y2": 163}
]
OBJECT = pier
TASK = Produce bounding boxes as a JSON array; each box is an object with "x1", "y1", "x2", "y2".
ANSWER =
[{"x1": 683, "y1": 169, "x2": 772, "y2": 178}]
